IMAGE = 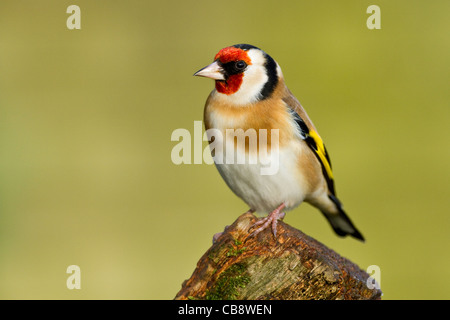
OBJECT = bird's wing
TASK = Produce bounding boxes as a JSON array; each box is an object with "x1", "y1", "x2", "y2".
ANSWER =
[{"x1": 282, "y1": 91, "x2": 336, "y2": 196}]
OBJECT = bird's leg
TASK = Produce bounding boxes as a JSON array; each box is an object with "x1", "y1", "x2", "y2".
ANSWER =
[
  {"x1": 213, "y1": 208, "x2": 255, "y2": 243},
  {"x1": 249, "y1": 203, "x2": 286, "y2": 238}
]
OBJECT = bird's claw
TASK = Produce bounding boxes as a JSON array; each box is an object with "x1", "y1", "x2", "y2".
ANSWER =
[{"x1": 248, "y1": 204, "x2": 286, "y2": 238}]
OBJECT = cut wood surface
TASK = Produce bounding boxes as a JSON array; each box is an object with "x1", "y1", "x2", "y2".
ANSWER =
[{"x1": 175, "y1": 212, "x2": 381, "y2": 300}]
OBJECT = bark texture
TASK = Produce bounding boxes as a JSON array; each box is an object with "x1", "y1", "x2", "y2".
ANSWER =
[{"x1": 175, "y1": 212, "x2": 381, "y2": 300}]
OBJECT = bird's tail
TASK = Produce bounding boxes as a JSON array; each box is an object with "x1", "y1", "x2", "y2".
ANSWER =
[{"x1": 322, "y1": 194, "x2": 365, "y2": 242}]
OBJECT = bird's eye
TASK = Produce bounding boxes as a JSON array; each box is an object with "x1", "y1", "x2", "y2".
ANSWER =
[{"x1": 235, "y1": 60, "x2": 247, "y2": 70}]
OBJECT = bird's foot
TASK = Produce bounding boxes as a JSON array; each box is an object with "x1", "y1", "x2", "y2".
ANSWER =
[{"x1": 249, "y1": 203, "x2": 286, "y2": 238}]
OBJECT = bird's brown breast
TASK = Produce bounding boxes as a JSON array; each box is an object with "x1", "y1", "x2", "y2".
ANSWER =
[{"x1": 204, "y1": 92, "x2": 297, "y2": 151}]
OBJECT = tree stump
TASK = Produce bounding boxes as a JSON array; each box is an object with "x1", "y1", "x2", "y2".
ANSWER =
[{"x1": 175, "y1": 212, "x2": 381, "y2": 300}]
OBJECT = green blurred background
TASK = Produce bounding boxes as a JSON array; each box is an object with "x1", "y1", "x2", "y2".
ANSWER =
[{"x1": 0, "y1": 0, "x2": 449, "y2": 299}]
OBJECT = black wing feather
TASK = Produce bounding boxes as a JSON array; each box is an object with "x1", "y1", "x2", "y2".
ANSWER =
[{"x1": 291, "y1": 111, "x2": 336, "y2": 196}]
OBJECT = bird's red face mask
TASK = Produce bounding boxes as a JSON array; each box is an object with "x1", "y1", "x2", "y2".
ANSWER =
[{"x1": 194, "y1": 46, "x2": 252, "y2": 95}]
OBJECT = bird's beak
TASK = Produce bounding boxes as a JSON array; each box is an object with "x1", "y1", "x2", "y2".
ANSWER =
[{"x1": 194, "y1": 61, "x2": 226, "y2": 81}]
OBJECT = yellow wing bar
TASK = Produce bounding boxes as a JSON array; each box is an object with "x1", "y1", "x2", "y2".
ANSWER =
[
  {"x1": 308, "y1": 129, "x2": 333, "y2": 180},
  {"x1": 290, "y1": 109, "x2": 336, "y2": 195}
]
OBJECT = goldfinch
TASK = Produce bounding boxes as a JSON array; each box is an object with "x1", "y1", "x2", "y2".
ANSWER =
[{"x1": 194, "y1": 44, "x2": 364, "y2": 241}]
